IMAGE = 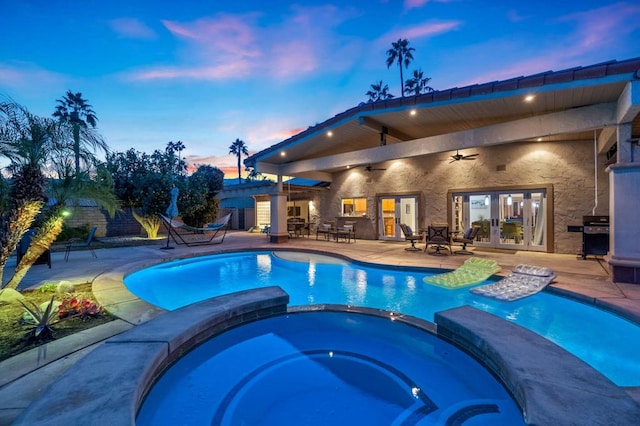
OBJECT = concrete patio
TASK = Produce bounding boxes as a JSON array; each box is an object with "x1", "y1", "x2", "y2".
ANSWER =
[{"x1": 1, "y1": 231, "x2": 639, "y2": 423}]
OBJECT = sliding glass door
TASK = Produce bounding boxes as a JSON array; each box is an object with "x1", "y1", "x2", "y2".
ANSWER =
[
  {"x1": 452, "y1": 189, "x2": 549, "y2": 252},
  {"x1": 378, "y1": 196, "x2": 418, "y2": 241}
]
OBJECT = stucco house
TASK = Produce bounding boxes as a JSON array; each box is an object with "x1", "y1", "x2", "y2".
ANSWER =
[{"x1": 230, "y1": 57, "x2": 640, "y2": 284}]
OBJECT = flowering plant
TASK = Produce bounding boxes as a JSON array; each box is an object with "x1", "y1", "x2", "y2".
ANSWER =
[{"x1": 58, "y1": 297, "x2": 104, "y2": 321}]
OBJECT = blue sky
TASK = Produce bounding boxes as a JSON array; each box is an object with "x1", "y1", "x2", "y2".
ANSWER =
[{"x1": 1, "y1": 0, "x2": 639, "y2": 177}]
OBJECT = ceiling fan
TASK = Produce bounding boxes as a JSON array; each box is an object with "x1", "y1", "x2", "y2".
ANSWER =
[
  {"x1": 364, "y1": 164, "x2": 386, "y2": 172},
  {"x1": 449, "y1": 150, "x2": 479, "y2": 163}
]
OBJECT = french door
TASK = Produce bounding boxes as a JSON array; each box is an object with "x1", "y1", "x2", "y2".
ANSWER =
[
  {"x1": 378, "y1": 196, "x2": 418, "y2": 241},
  {"x1": 452, "y1": 189, "x2": 549, "y2": 252}
]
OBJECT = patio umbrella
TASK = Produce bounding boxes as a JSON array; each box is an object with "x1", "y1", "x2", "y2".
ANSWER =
[{"x1": 162, "y1": 186, "x2": 179, "y2": 249}]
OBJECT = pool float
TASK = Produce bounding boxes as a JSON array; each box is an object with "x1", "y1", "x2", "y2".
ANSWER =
[{"x1": 423, "y1": 258, "x2": 501, "y2": 289}]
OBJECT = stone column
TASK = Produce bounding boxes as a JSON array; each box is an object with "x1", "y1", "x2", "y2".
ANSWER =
[
  {"x1": 608, "y1": 122, "x2": 640, "y2": 284},
  {"x1": 269, "y1": 176, "x2": 289, "y2": 243}
]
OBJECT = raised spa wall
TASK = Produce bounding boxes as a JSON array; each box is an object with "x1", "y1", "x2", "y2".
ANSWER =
[{"x1": 15, "y1": 287, "x2": 640, "y2": 425}]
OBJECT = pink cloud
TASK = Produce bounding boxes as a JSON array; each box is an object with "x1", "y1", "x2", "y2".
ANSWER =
[
  {"x1": 126, "y1": 61, "x2": 252, "y2": 81},
  {"x1": 162, "y1": 15, "x2": 261, "y2": 58},
  {"x1": 108, "y1": 18, "x2": 156, "y2": 39},
  {"x1": 404, "y1": 0, "x2": 453, "y2": 10},
  {"x1": 404, "y1": 0, "x2": 429, "y2": 9},
  {"x1": 558, "y1": 2, "x2": 640, "y2": 54},
  {"x1": 378, "y1": 20, "x2": 461, "y2": 47}
]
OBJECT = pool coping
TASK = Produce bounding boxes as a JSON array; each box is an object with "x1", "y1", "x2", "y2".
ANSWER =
[{"x1": 15, "y1": 287, "x2": 640, "y2": 424}]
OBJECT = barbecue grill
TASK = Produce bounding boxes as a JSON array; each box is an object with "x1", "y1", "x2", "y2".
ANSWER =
[{"x1": 581, "y1": 215, "x2": 609, "y2": 259}]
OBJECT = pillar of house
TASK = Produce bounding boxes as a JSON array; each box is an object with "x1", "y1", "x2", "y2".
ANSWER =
[
  {"x1": 608, "y1": 122, "x2": 640, "y2": 284},
  {"x1": 269, "y1": 176, "x2": 289, "y2": 243}
]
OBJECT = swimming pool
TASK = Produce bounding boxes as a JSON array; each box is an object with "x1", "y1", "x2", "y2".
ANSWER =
[
  {"x1": 124, "y1": 250, "x2": 640, "y2": 386},
  {"x1": 136, "y1": 310, "x2": 525, "y2": 425}
]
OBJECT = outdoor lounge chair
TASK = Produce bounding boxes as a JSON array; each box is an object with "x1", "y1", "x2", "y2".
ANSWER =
[
  {"x1": 400, "y1": 224, "x2": 422, "y2": 251},
  {"x1": 424, "y1": 224, "x2": 451, "y2": 255},
  {"x1": 470, "y1": 264, "x2": 556, "y2": 301},
  {"x1": 65, "y1": 226, "x2": 98, "y2": 262},
  {"x1": 452, "y1": 225, "x2": 480, "y2": 255},
  {"x1": 161, "y1": 213, "x2": 232, "y2": 246}
]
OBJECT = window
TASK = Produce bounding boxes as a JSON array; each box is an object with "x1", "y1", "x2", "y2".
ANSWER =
[{"x1": 342, "y1": 198, "x2": 367, "y2": 216}]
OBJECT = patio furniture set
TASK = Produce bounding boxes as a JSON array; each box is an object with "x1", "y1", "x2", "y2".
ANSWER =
[{"x1": 401, "y1": 224, "x2": 481, "y2": 255}]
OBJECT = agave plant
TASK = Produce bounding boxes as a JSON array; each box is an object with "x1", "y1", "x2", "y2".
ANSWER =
[{"x1": 19, "y1": 296, "x2": 59, "y2": 342}]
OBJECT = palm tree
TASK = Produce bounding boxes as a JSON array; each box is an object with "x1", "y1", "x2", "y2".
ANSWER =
[
  {"x1": 385, "y1": 38, "x2": 415, "y2": 97},
  {"x1": 366, "y1": 81, "x2": 394, "y2": 103},
  {"x1": 53, "y1": 91, "x2": 107, "y2": 176},
  {"x1": 404, "y1": 69, "x2": 434, "y2": 96},
  {"x1": 166, "y1": 140, "x2": 186, "y2": 176},
  {"x1": 228, "y1": 138, "x2": 248, "y2": 185},
  {"x1": 5, "y1": 166, "x2": 119, "y2": 289},
  {"x1": 0, "y1": 101, "x2": 51, "y2": 285}
]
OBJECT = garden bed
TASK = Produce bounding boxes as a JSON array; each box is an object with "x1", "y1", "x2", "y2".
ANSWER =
[{"x1": 0, "y1": 283, "x2": 115, "y2": 362}]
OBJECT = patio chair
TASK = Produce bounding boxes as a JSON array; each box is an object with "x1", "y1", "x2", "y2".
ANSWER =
[
  {"x1": 334, "y1": 221, "x2": 356, "y2": 243},
  {"x1": 452, "y1": 225, "x2": 481, "y2": 255},
  {"x1": 424, "y1": 224, "x2": 451, "y2": 255},
  {"x1": 400, "y1": 224, "x2": 422, "y2": 251},
  {"x1": 65, "y1": 226, "x2": 98, "y2": 262},
  {"x1": 315, "y1": 221, "x2": 335, "y2": 240},
  {"x1": 161, "y1": 213, "x2": 232, "y2": 246}
]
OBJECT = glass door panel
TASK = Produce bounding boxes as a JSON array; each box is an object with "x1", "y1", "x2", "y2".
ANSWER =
[
  {"x1": 378, "y1": 196, "x2": 418, "y2": 241},
  {"x1": 380, "y1": 197, "x2": 396, "y2": 239},
  {"x1": 497, "y1": 193, "x2": 524, "y2": 249},
  {"x1": 452, "y1": 189, "x2": 548, "y2": 252},
  {"x1": 468, "y1": 194, "x2": 492, "y2": 245}
]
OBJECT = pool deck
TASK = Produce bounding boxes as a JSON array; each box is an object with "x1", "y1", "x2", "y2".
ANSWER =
[{"x1": 1, "y1": 231, "x2": 640, "y2": 423}]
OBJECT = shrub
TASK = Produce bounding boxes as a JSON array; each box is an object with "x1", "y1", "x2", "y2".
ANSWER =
[{"x1": 37, "y1": 282, "x2": 58, "y2": 293}]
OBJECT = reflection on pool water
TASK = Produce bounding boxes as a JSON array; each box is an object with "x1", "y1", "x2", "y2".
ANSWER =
[
  {"x1": 124, "y1": 251, "x2": 640, "y2": 386},
  {"x1": 136, "y1": 311, "x2": 525, "y2": 425}
]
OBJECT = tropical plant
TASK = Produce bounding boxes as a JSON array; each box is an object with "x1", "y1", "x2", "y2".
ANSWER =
[
  {"x1": 53, "y1": 91, "x2": 108, "y2": 175},
  {"x1": 404, "y1": 69, "x2": 434, "y2": 96},
  {"x1": 19, "y1": 296, "x2": 59, "y2": 342},
  {"x1": 228, "y1": 138, "x2": 248, "y2": 185},
  {"x1": 166, "y1": 140, "x2": 186, "y2": 177},
  {"x1": 366, "y1": 81, "x2": 394, "y2": 103},
  {"x1": 386, "y1": 38, "x2": 415, "y2": 97},
  {"x1": 3, "y1": 166, "x2": 119, "y2": 290},
  {"x1": 0, "y1": 100, "x2": 50, "y2": 285}
]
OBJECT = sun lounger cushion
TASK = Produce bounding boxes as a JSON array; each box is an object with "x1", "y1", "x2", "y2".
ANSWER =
[
  {"x1": 470, "y1": 263, "x2": 556, "y2": 301},
  {"x1": 423, "y1": 258, "x2": 501, "y2": 289}
]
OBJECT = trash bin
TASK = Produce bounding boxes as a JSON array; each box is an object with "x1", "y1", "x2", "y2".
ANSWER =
[{"x1": 17, "y1": 229, "x2": 51, "y2": 268}]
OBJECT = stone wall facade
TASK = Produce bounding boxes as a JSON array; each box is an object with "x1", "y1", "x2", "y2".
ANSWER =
[
  {"x1": 314, "y1": 139, "x2": 609, "y2": 254},
  {"x1": 64, "y1": 207, "x2": 143, "y2": 238}
]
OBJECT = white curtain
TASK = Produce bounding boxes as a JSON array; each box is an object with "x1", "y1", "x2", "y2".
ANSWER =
[{"x1": 533, "y1": 196, "x2": 545, "y2": 245}]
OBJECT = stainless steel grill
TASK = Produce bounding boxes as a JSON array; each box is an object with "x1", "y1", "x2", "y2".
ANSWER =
[{"x1": 582, "y1": 216, "x2": 609, "y2": 259}]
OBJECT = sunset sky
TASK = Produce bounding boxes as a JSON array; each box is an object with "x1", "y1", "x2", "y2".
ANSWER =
[{"x1": 2, "y1": 1, "x2": 639, "y2": 177}]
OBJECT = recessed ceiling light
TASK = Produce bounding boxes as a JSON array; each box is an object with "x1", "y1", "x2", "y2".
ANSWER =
[
  {"x1": 410, "y1": 109, "x2": 417, "y2": 116},
  {"x1": 280, "y1": 151, "x2": 286, "y2": 157},
  {"x1": 524, "y1": 95, "x2": 535, "y2": 102},
  {"x1": 537, "y1": 137, "x2": 542, "y2": 142},
  {"x1": 327, "y1": 131, "x2": 333, "y2": 137}
]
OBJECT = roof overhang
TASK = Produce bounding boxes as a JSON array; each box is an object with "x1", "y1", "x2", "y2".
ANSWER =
[{"x1": 246, "y1": 58, "x2": 640, "y2": 179}]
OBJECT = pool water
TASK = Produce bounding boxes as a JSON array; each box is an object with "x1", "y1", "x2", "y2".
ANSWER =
[
  {"x1": 125, "y1": 251, "x2": 640, "y2": 386},
  {"x1": 136, "y1": 311, "x2": 525, "y2": 425}
]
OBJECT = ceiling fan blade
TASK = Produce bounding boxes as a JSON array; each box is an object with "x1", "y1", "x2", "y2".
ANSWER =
[{"x1": 462, "y1": 156, "x2": 477, "y2": 160}]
